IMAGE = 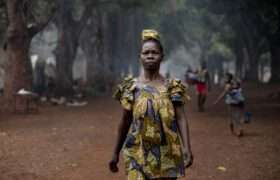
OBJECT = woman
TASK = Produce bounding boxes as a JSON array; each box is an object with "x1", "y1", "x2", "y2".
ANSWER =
[
  {"x1": 109, "y1": 29, "x2": 193, "y2": 180},
  {"x1": 185, "y1": 69, "x2": 198, "y2": 86},
  {"x1": 214, "y1": 73, "x2": 245, "y2": 137},
  {"x1": 196, "y1": 66, "x2": 211, "y2": 112}
]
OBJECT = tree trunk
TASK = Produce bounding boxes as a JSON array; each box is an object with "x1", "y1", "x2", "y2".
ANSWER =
[
  {"x1": 54, "y1": 27, "x2": 78, "y2": 96},
  {"x1": 270, "y1": 45, "x2": 280, "y2": 82},
  {"x1": 234, "y1": 46, "x2": 244, "y2": 79},
  {"x1": 4, "y1": 0, "x2": 32, "y2": 110},
  {"x1": 268, "y1": 30, "x2": 280, "y2": 83},
  {"x1": 269, "y1": 4, "x2": 280, "y2": 82},
  {"x1": 53, "y1": 1, "x2": 80, "y2": 96},
  {"x1": 117, "y1": 11, "x2": 130, "y2": 76},
  {"x1": 103, "y1": 11, "x2": 123, "y2": 92},
  {"x1": 244, "y1": 47, "x2": 259, "y2": 81},
  {"x1": 53, "y1": 0, "x2": 94, "y2": 96},
  {"x1": 129, "y1": 9, "x2": 142, "y2": 76},
  {"x1": 93, "y1": 10, "x2": 117, "y2": 93},
  {"x1": 82, "y1": 28, "x2": 97, "y2": 85}
]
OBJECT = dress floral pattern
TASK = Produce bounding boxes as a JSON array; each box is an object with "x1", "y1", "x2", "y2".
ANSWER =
[{"x1": 114, "y1": 76, "x2": 189, "y2": 179}]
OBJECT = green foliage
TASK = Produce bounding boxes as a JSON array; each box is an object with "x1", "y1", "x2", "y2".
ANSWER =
[
  {"x1": 150, "y1": 0, "x2": 226, "y2": 59},
  {"x1": 208, "y1": 35, "x2": 235, "y2": 61}
]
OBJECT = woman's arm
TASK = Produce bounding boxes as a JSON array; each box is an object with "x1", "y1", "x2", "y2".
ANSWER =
[
  {"x1": 175, "y1": 105, "x2": 193, "y2": 168},
  {"x1": 109, "y1": 109, "x2": 133, "y2": 172},
  {"x1": 213, "y1": 84, "x2": 230, "y2": 105}
]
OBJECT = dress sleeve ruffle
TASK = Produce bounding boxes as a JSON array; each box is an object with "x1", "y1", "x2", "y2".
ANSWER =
[
  {"x1": 167, "y1": 78, "x2": 190, "y2": 105},
  {"x1": 113, "y1": 76, "x2": 136, "y2": 111}
]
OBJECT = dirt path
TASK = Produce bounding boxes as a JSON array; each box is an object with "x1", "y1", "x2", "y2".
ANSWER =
[{"x1": 0, "y1": 84, "x2": 279, "y2": 180}]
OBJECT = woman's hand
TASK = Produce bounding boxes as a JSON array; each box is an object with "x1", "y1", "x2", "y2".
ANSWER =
[
  {"x1": 175, "y1": 105, "x2": 193, "y2": 169},
  {"x1": 183, "y1": 147, "x2": 193, "y2": 168},
  {"x1": 184, "y1": 151, "x2": 193, "y2": 168},
  {"x1": 109, "y1": 110, "x2": 132, "y2": 173},
  {"x1": 109, "y1": 153, "x2": 119, "y2": 173}
]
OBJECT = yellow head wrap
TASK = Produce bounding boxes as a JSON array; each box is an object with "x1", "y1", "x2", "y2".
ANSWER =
[{"x1": 142, "y1": 29, "x2": 160, "y2": 41}]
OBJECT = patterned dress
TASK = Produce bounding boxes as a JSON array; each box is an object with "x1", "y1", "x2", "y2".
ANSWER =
[{"x1": 114, "y1": 76, "x2": 189, "y2": 180}]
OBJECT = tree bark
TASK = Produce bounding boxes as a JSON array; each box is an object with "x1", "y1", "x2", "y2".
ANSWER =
[
  {"x1": 3, "y1": 0, "x2": 55, "y2": 110},
  {"x1": 81, "y1": 11, "x2": 98, "y2": 85},
  {"x1": 54, "y1": 1, "x2": 92, "y2": 96},
  {"x1": 240, "y1": 36, "x2": 259, "y2": 82},
  {"x1": 270, "y1": 45, "x2": 280, "y2": 82},
  {"x1": 244, "y1": 47, "x2": 260, "y2": 81},
  {"x1": 268, "y1": 3, "x2": 280, "y2": 83},
  {"x1": 4, "y1": 0, "x2": 32, "y2": 110},
  {"x1": 54, "y1": 25, "x2": 78, "y2": 96},
  {"x1": 234, "y1": 46, "x2": 245, "y2": 79}
]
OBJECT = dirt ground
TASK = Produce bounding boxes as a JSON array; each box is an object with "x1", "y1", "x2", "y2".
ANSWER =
[{"x1": 0, "y1": 83, "x2": 279, "y2": 180}]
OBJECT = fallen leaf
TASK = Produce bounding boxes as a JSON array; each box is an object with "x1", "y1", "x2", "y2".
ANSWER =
[
  {"x1": 217, "y1": 166, "x2": 227, "y2": 172},
  {"x1": 70, "y1": 163, "x2": 78, "y2": 167}
]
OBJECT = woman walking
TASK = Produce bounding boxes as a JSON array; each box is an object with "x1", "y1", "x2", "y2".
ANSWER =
[
  {"x1": 109, "y1": 29, "x2": 193, "y2": 180},
  {"x1": 214, "y1": 73, "x2": 245, "y2": 137}
]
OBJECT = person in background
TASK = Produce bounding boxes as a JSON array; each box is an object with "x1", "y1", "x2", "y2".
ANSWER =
[
  {"x1": 46, "y1": 77, "x2": 55, "y2": 100},
  {"x1": 33, "y1": 58, "x2": 46, "y2": 97},
  {"x1": 213, "y1": 73, "x2": 245, "y2": 137},
  {"x1": 196, "y1": 65, "x2": 211, "y2": 112},
  {"x1": 109, "y1": 29, "x2": 193, "y2": 180},
  {"x1": 185, "y1": 68, "x2": 198, "y2": 86}
]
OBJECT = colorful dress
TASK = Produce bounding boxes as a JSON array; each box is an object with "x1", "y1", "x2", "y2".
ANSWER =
[
  {"x1": 114, "y1": 76, "x2": 189, "y2": 180},
  {"x1": 196, "y1": 70, "x2": 208, "y2": 95},
  {"x1": 225, "y1": 81, "x2": 245, "y2": 107}
]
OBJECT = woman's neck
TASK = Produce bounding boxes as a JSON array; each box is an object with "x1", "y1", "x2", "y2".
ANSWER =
[{"x1": 140, "y1": 70, "x2": 162, "y2": 82}]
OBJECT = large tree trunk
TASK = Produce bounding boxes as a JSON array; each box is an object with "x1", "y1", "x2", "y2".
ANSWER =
[
  {"x1": 234, "y1": 46, "x2": 246, "y2": 80},
  {"x1": 103, "y1": 11, "x2": 121, "y2": 92},
  {"x1": 269, "y1": 34, "x2": 280, "y2": 82},
  {"x1": 82, "y1": 24, "x2": 97, "y2": 85},
  {"x1": 4, "y1": 0, "x2": 32, "y2": 110},
  {"x1": 53, "y1": 3, "x2": 77, "y2": 96},
  {"x1": 116, "y1": 11, "x2": 130, "y2": 76},
  {"x1": 268, "y1": 4, "x2": 280, "y2": 82},
  {"x1": 81, "y1": 9, "x2": 108, "y2": 89},
  {"x1": 244, "y1": 47, "x2": 260, "y2": 81},
  {"x1": 85, "y1": 9, "x2": 116, "y2": 93},
  {"x1": 270, "y1": 45, "x2": 280, "y2": 82},
  {"x1": 238, "y1": 12, "x2": 266, "y2": 82},
  {"x1": 54, "y1": 27, "x2": 78, "y2": 96},
  {"x1": 246, "y1": 61, "x2": 259, "y2": 81},
  {"x1": 54, "y1": 0, "x2": 92, "y2": 96},
  {"x1": 129, "y1": 8, "x2": 142, "y2": 76},
  {"x1": 92, "y1": 10, "x2": 116, "y2": 93}
]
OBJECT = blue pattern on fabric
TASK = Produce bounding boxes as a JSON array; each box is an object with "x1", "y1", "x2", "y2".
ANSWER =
[{"x1": 125, "y1": 134, "x2": 136, "y2": 148}]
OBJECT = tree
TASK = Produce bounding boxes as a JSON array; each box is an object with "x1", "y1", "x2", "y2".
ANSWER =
[
  {"x1": 3, "y1": 0, "x2": 55, "y2": 110},
  {"x1": 0, "y1": 0, "x2": 7, "y2": 43},
  {"x1": 205, "y1": 0, "x2": 279, "y2": 82},
  {"x1": 53, "y1": 0, "x2": 94, "y2": 96},
  {"x1": 253, "y1": 0, "x2": 280, "y2": 82}
]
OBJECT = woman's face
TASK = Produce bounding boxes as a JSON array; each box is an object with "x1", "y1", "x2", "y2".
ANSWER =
[{"x1": 140, "y1": 41, "x2": 163, "y2": 71}]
